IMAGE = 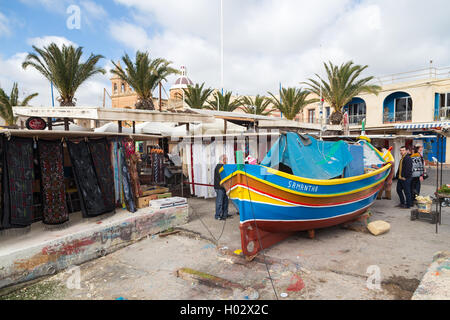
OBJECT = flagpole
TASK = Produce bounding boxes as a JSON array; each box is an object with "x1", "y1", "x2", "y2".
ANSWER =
[
  {"x1": 51, "y1": 81, "x2": 55, "y2": 107},
  {"x1": 220, "y1": 0, "x2": 224, "y2": 95},
  {"x1": 320, "y1": 84, "x2": 323, "y2": 141},
  {"x1": 279, "y1": 82, "x2": 282, "y2": 119}
]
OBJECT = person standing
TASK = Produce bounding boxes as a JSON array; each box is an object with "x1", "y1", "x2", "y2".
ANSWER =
[
  {"x1": 214, "y1": 155, "x2": 231, "y2": 220},
  {"x1": 410, "y1": 145, "x2": 425, "y2": 203},
  {"x1": 396, "y1": 146, "x2": 413, "y2": 208}
]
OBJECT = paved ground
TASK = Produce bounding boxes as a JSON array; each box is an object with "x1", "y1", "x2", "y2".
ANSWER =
[{"x1": 0, "y1": 179, "x2": 449, "y2": 300}]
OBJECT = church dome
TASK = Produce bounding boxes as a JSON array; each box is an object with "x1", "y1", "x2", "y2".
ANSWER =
[{"x1": 171, "y1": 66, "x2": 193, "y2": 89}]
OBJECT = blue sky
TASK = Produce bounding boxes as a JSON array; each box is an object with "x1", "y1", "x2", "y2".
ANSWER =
[
  {"x1": 0, "y1": 0, "x2": 449, "y2": 107},
  {"x1": 1, "y1": 1, "x2": 132, "y2": 61}
]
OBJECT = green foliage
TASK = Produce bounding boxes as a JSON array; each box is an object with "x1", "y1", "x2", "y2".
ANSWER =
[
  {"x1": 205, "y1": 90, "x2": 241, "y2": 112},
  {"x1": 22, "y1": 43, "x2": 105, "y2": 106},
  {"x1": 267, "y1": 87, "x2": 318, "y2": 120},
  {"x1": 183, "y1": 83, "x2": 214, "y2": 109},
  {"x1": 0, "y1": 82, "x2": 38, "y2": 126},
  {"x1": 239, "y1": 95, "x2": 273, "y2": 116},
  {"x1": 302, "y1": 61, "x2": 381, "y2": 124},
  {"x1": 438, "y1": 185, "x2": 450, "y2": 194},
  {"x1": 111, "y1": 51, "x2": 179, "y2": 110}
]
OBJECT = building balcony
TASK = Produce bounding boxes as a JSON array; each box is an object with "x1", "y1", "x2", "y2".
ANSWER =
[
  {"x1": 434, "y1": 108, "x2": 450, "y2": 121},
  {"x1": 383, "y1": 111, "x2": 412, "y2": 123},
  {"x1": 348, "y1": 114, "x2": 365, "y2": 125}
]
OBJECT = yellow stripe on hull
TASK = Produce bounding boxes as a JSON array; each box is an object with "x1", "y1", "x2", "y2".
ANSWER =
[
  {"x1": 229, "y1": 185, "x2": 295, "y2": 207},
  {"x1": 221, "y1": 167, "x2": 390, "y2": 198}
]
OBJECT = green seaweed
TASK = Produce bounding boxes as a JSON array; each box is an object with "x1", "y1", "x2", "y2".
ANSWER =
[{"x1": 0, "y1": 280, "x2": 67, "y2": 300}]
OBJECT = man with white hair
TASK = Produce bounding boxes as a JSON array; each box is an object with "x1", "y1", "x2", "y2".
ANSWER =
[{"x1": 214, "y1": 155, "x2": 231, "y2": 220}]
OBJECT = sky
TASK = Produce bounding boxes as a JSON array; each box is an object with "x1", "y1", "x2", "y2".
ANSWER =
[{"x1": 0, "y1": 0, "x2": 449, "y2": 107}]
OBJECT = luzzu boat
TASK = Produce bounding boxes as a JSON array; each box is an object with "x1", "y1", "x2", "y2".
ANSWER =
[{"x1": 219, "y1": 132, "x2": 394, "y2": 256}]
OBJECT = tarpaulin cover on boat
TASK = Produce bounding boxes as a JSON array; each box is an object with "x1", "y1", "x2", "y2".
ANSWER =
[{"x1": 260, "y1": 132, "x2": 353, "y2": 180}]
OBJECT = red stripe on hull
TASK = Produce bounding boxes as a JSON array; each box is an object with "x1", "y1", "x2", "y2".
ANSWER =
[
  {"x1": 240, "y1": 206, "x2": 371, "y2": 256},
  {"x1": 230, "y1": 183, "x2": 381, "y2": 207}
]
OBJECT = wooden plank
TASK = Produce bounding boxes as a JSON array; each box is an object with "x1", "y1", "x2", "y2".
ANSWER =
[
  {"x1": 175, "y1": 268, "x2": 245, "y2": 290},
  {"x1": 136, "y1": 194, "x2": 159, "y2": 208},
  {"x1": 159, "y1": 230, "x2": 180, "y2": 238}
]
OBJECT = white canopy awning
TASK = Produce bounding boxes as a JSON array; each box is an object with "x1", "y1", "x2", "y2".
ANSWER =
[
  {"x1": 45, "y1": 123, "x2": 92, "y2": 132},
  {"x1": 94, "y1": 122, "x2": 134, "y2": 133},
  {"x1": 394, "y1": 121, "x2": 450, "y2": 130}
]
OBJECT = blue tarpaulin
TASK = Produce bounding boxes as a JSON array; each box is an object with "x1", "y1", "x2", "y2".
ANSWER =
[{"x1": 261, "y1": 133, "x2": 354, "y2": 180}]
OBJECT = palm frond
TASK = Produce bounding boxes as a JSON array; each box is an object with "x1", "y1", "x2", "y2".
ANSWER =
[
  {"x1": 302, "y1": 60, "x2": 381, "y2": 119},
  {"x1": 267, "y1": 87, "x2": 318, "y2": 120},
  {"x1": 206, "y1": 91, "x2": 241, "y2": 112},
  {"x1": 111, "y1": 51, "x2": 179, "y2": 110},
  {"x1": 22, "y1": 43, "x2": 105, "y2": 106}
]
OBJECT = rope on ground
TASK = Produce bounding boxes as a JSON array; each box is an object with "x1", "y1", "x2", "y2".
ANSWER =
[{"x1": 190, "y1": 203, "x2": 227, "y2": 246}]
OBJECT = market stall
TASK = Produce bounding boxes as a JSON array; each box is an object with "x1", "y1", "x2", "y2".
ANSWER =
[{"x1": 0, "y1": 129, "x2": 167, "y2": 231}]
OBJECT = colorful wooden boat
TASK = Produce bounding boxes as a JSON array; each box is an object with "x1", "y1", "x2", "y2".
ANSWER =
[{"x1": 219, "y1": 133, "x2": 394, "y2": 256}]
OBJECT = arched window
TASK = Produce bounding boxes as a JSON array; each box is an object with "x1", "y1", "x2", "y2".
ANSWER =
[
  {"x1": 113, "y1": 83, "x2": 118, "y2": 94},
  {"x1": 121, "y1": 83, "x2": 125, "y2": 93},
  {"x1": 343, "y1": 97, "x2": 366, "y2": 124},
  {"x1": 383, "y1": 92, "x2": 412, "y2": 123}
]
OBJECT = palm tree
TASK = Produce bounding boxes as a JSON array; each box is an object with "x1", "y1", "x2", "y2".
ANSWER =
[
  {"x1": 239, "y1": 95, "x2": 273, "y2": 116},
  {"x1": 0, "y1": 82, "x2": 38, "y2": 126},
  {"x1": 22, "y1": 43, "x2": 105, "y2": 106},
  {"x1": 206, "y1": 90, "x2": 241, "y2": 112},
  {"x1": 183, "y1": 83, "x2": 214, "y2": 109},
  {"x1": 302, "y1": 61, "x2": 381, "y2": 124},
  {"x1": 267, "y1": 87, "x2": 318, "y2": 120},
  {"x1": 111, "y1": 51, "x2": 179, "y2": 110}
]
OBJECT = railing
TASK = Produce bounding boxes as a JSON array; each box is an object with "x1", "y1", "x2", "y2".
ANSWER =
[
  {"x1": 372, "y1": 66, "x2": 450, "y2": 86},
  {"x1": 348, "y1": 114, "x2": 365, "y2": 125},
  {"x1": 304, "y1": 117, "x2": 331, "y2": 124},
  {"x1": 435, "y1": 107, "x2": 450, "y2": 121},
  {"x1": 383, "y1": 111, "x2": 412, "y2": 123}
]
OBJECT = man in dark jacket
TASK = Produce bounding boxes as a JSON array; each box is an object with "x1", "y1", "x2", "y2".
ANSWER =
[
  {"x1": 396, "y1": 146, "x2": 413, "y2": 208},
  {"x1": 214, "y1": 155, "x2": 231, "y2": 220}
]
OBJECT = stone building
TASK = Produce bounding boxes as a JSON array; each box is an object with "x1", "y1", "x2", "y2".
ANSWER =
[{"x1": 110, "y1": 64, "x2": 193, "y2": 111}]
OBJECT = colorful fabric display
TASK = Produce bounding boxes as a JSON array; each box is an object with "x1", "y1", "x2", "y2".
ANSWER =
[{"x1": 38, "y1": 140, "x2": 69, "y2": 225}]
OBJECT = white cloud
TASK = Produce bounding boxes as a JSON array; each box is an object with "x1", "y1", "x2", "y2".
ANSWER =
[
  {"x1": 27, "y1": 35, "x2": 77, "y2": 48},
  {"x1": 0, "y1": 12, "x2": 11, "y2": 37},
  {"x1": 80, "y1": 1, "x2": 107, "y2": 28},
  {"x1": 0, "y1": 51, "x2": 110, "y2": 107},
  {"x1": 109, "y1": 0, "x2": 450, "y2": 96},
  {"x1": 80, "y1": 1, "x2": 107, "y2": 18}
]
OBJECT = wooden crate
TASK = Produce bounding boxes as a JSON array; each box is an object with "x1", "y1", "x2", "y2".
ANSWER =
[
  {"x1": 136, "y1": 194, "x2": 159, "y2": 208},
  {"x1": 141, "y1": 186, "x2": 169, "y2": 196},
  {"x1": 157, "y1": 192, "x2": 172, "y2": 199}
]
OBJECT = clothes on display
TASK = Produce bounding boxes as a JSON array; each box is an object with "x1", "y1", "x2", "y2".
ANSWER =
[
  {"x1": 32, "y1": 145, "x2": 43, "y2": 223},
  {"x1": 148, "y1": 145, "x2": 165, "y2": 184},
  {"x1": 111, "y1": 140, "x2": 123, "y2": 207},
  {"x1": 67, "y1": 140, "x2": 108, "y2": 217},
  {"x1": 123, "y1": 138, "x2": 142, "y2": 199},
  {"x1": 2, "y1": 137, "x2": 34, "y2": 228},
  {"x1": 38, "y1": 140, "x2": 69, "y2": 225},
  {"x1": 119, "y1": 142, "x2": 136, "y2": 213},
  {"x1": 185, "y1": 139, "x2": 238, "y2": 199},
  {"x1": 88, "y1": 138, "x2": 116, "y2": 213},
  {"x1": 0, "y1": 134, "x2": 161, "y2": 231},
  {"x1": 0, "y1": 138, "x2": 3, "y2": 228}
]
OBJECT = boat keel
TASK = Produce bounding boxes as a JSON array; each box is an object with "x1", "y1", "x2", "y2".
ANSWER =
[{"x1": 240, "y1": 222, "x2": 294, "y2": 256}]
